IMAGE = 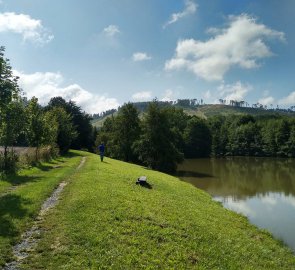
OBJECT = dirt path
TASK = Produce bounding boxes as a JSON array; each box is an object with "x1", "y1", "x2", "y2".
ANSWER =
[{"x1": 3, "y1": 156, "x2": 86, "y2": 270}]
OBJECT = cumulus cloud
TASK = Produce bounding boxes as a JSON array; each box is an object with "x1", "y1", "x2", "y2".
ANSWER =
[
  {"x1": 258, "y1": 96, "x2": 275, "y2": 106},
  {"x1": 161, "y1": 89, "x2": 178, "y2": 102},
  {"x1": 132, "y1": 52, "x2": 152, "y2": 62},
  {"x1": 218, "y1": 81, "x2": 252, "y2": 101},
  {"x1": 103, "y1": 24, "x2": 120, "y2": 37},
  {"x1": 131, "y1": 91, "x2": 152, "y2": 102},
  {"x1": 279, "y1": 91, "x2": 295, "y2": 106},
  {"x1": 203, "y1": 90, "x2": 212, "y2": 100},
  {"x1": 0, "y1": 12, "x2": 53, "y2": 45},
  {"x1": 165, "y1": 14, "x2": 285, "y2": 81},
  {"x1": 15, "y1": 71, "x2": 119, "y2": 114},
  {"x1": 163, "y1": 0, "x2": 197, "y2": 28}
]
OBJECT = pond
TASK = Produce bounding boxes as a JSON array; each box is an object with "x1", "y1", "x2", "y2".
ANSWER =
[{"x1": 176, "y1": 157, "x2": 295, "y2": 252}]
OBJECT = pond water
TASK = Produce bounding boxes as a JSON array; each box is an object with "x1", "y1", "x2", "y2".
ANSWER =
[{"x1": 176, "y1": 157, "x2": 295, "y2": 252}]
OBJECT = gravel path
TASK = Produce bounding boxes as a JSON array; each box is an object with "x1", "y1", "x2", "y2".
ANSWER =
[{"x1": 3, "y1": 156, "x2": 86, "y2": 270}]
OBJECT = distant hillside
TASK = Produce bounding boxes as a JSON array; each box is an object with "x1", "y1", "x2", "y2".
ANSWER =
[
  {"x1": 91, "y1": 102, "x2": 295, "y2": 128},
  {"x1": 194, "y1": 104, "x2": 295, "y2": 118}
]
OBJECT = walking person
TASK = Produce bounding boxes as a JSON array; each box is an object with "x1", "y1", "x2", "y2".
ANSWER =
[{"x1": 98, "y1": 143, "x2": 105, "y2": 162}]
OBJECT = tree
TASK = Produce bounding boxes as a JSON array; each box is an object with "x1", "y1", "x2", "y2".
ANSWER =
[
  {"x1": 47, "y1": 97, "x2": 94, "y2": 151},
  {"x1": 0, "y1": 46, "x2": 24, "y2": 171},
  {"x1": 49, "y1": 107, "x2": 77, "y2": 154},
  {"x1": 112, "y1": 103, "x2": 141, "y2": 162},
  {"x1": 26, "y1": 97, "x2": 57, "y2": 161},
  {"x1": 163, "y1": 106, "x2": 189, "y2": 153},
  {"x1": 183, "y1": 117, "x2": 212, "y2": 158},
  {"x1": 133, "y1": 101, "x2": 183, "y2": 173}
]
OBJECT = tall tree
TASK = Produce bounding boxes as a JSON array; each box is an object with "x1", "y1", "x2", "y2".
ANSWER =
[
  {"x1": 26, "y1": 97, "x2": 58, "y2": 161},
  {"x1": 113, "y1": 103, "x2": 141, "y2": 162},
  {"x1": 0, "y1": 46, "x2": 24, "y2": 171},
  {"x1": 49, "y1": 107, "x2": 77, "y2": 154},
  {"x1": 47, "y1": 97, "x2": 94, "y2": 151},
  {"x1": 134, "y1": 101, "x2": 183, "y2": 173},
  {"x1": 183, "y1": 117, "x2": 212, "y2": 158}
]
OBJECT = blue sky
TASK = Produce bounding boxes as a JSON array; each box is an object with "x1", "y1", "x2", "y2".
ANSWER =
[{"x1": 0, "y1": 0, "x2": 294, "y2": 113}]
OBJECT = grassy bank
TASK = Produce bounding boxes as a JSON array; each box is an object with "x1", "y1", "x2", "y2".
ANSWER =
[
  {"x1": 17, "y1": 151, "x2": 295, "y2": 269},
  {"x1": 0, "y1": 151, "x2": 83, "y2": 266}
]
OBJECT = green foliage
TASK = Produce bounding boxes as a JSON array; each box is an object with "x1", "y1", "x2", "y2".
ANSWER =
[
  {"x1": 0, "y1": 47, "x2": 24, "y2": 172},
  {"x1": 49, "y1": 107, "x2": 77, "y2": 154},
  {"x1": 47, "y1": 97, "x2": 94, "y2": 151},
  {"x1": 183, "y1": 117, "x2": 212, "y2": 158},
  {"x1": 112, "y1": 103, "x2": 141, "y2": 162},
  {"x1": 25, "y1": 97, "x2": 58, "y2": 161},
  {"x1": 208, "y1": 114, "x2": 295, "y2": 157},
  {"x1": 0, "y1": 150, "x2": 18, "y2": 174},
  {"x1": 133, "y1": 101, "x2": 183, "y2": 173}
]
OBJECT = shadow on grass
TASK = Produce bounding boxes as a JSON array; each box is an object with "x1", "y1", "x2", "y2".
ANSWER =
[
  {"x1": 64, "y1": 151, "x2": 84, "y2": 158},
  {"x1": 0, "y1": 194, "x2": 30, "y2": 238},
  {"x1": 36, "y1": 163, "x2": 55, "y2": 172},
  {"x1": 176, "y1": 170, "x2": 213, "y2": 178},
  {"x1": 136, "y1": 182, "x2": 153, "y2": 189},
  {"x1": 1, "y1": 174, "x2": 39, "y2": 186},
  {"x1": 102, "y1": 161, "x2": 110, "y2": 164}
]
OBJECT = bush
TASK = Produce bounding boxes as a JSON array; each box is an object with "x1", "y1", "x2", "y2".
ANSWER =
[
  {"x1": 18, "y1": 146, "x2": 59, "y2": 168},
  {"x1": 0, "y1": 150, "x2": 19, "y2": 174}
]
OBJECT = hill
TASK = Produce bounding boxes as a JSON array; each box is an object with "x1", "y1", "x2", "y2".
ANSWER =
[
  {"x1": 91, "y1": 102, "x2": 295, "y2": 128},
  {"x1": 3, "y1": 151, "x2": 294, "y2": 269}
]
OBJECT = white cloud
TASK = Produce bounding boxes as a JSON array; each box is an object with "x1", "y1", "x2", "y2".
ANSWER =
[
  {"x1": 131, "y1": 91, "x2": 152, "y2": 102},
  {"x1": 258, "y1": 96, "x2": 275, "y2": 106},
  {"x1": 261, "y1": 196, "x2": 277, "y2": 206},
  {"x1": 165, "y1": 14, "x2": 285, "y2": 81},
  {"x1": 132, "y1": 52, "x2": 152, "y2": 62},
  {"x1": 161, "y1": 89, "x2": 178, "y2": 102},
  {"x1": 163, "y1": 0, "x2": 197, "y2": 28},
  {"x1": 203, "y1": 90, "x2": 212, "y2": 100},
  {"x1": 15, "y1": 71, "x2": 119, "y2": 114},
  {"x1": 222, "y1": 198, "x2": 256, "y2": 217},
  {"x1": 103, "y1": 24, "x2": 120, "y2": 37},
  {"x1": 0, "y1": 12, "x2": 53, "y2": 45},
  {"x1": 279, "y1": 91, "x2": 295, "y2": 106},
  {"x1": 218, "y1": 81, "x2": 252, "y2": 101}
]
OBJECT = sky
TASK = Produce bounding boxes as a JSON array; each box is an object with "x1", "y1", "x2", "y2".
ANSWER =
[{"x1": 0, "y1": 0, "x2": 295, "y2": 114}]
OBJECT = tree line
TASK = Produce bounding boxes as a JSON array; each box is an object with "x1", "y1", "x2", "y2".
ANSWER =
[
  {"x1": 209, "y1": 114, "x2": 295, "y2": 158},
  {"x1": 96, "y1": 102, "x2": 212, "y2": 173},
  {"x1": 97, "y1": 102, "x2": 295, "y2": 174},
  {"x1": 0, "y1": 47, "x2": 95, "y2": 172}
]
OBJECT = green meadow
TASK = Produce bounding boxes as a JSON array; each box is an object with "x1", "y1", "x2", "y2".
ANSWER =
[{"x1": 1, "y1": 151, "x2": 295, "y2": 269}]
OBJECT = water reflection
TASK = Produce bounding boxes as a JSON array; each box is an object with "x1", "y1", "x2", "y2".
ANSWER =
[{"x1": 176, "y1": 157, "x2": 295, "y2": 251}]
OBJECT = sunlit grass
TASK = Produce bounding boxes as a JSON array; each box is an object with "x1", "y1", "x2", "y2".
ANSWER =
[
  {"x1": 0, "y1": 151, "x2": 82, "y2": 266},
  {"x1": 21, "y1": 151, "x2": 295, "y2": 269}
]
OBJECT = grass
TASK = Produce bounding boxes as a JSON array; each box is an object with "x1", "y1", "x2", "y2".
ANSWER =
[
  {"x1": 0, "y1": 151, "x2": 83, "y2": 266},
  {"x1": 15, "y1": 151, "x2": 295, "y2": 269}
]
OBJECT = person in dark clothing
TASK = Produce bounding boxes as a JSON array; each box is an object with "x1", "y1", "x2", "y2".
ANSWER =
[{"x1": 98, "y1": 143, "x2": 105, "y2": 162}]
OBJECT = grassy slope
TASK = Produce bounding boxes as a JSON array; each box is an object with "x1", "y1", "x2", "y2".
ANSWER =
[
  {"x1": 0, "y1": 152, "x2": 83, "y2": 266},
  {"x1": 22, "y1": 152, "x2": 295, "y2": 269}
]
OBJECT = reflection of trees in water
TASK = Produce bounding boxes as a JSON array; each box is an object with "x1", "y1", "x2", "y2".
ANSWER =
[
  {"x1": 178, "y1": 158, "x2": 295, "y2": 199},
  {"x1": 211, "y1": 157, "x2": 295, "y2": 198}
]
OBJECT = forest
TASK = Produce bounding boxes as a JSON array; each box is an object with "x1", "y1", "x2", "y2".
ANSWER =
[{"x1": 96, "y1": 102, "x2": 295, "y2": 173}]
